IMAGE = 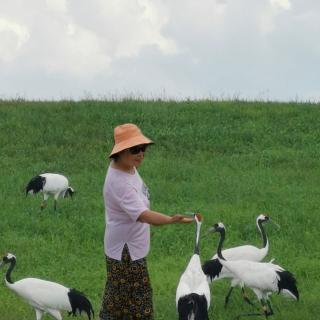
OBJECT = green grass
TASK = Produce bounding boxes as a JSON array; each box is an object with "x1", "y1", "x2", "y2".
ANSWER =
[{"x1": 0, "y1": 99, "x2": 319, "y2": 319}]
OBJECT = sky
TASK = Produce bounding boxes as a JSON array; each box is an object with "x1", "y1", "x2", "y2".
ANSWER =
[{"x1": 0, "y1": 0, "x2": 319, "y2": 101}]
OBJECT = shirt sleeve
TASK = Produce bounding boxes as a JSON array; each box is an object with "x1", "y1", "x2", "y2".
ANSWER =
[{"x1": 119, "y1": 185, "x2": 149, "y2": 222}]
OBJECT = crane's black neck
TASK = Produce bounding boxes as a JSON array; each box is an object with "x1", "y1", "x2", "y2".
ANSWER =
[
  {"x1": 257, "y1": 220, "x2": 268, "y2": 248},
  {"x1": 5, "y1": 259, "x2": 16, "y2": 284},
  {"x1": 216, "y1": 229, "x2": 226, "y2": 260}
]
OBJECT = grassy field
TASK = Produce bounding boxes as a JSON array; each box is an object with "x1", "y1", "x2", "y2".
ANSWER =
[{"x1": 0, "y1": 99, "x2": 319, "y2": 319}]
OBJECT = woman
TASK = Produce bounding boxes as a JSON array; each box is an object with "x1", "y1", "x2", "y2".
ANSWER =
[{"x1": 100, "y1": 123, "x2": 193, "y2": 320}]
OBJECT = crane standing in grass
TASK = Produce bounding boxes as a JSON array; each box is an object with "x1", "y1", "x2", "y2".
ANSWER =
[
  {"x1": 176, "y1": 213, "x2": 211, "y2": 320},
  {"x1": 0, "y1": 253, "x2": 94, "y2": 320},
  {"x1": 26, "y1": 173, "x2": 74, "y2": 211},
  {"x1": 211, "y1": 222, "x2": 299, "y2": 319},
  {"x1": 202, "y1": 214, "x2": 276, "y2": 307}
]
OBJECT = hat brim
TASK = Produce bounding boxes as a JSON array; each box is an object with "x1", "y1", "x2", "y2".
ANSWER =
[{"x1": 109, "y1": 136, "x2": 154, "y2": 157}]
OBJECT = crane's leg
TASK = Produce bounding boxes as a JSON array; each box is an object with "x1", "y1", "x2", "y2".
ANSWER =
[
  {"x1": 41, "y1": 194, "x2": 48, "y2": 211},
  {"x1": 235, "y1": 312, "x2": 266, "y2": 319},
  {"x1": 54, "y1": 193, "x2": 61, "y2": 211},
  {"x1": 224, "y1": 286, "x2": 234, "y2": 308},
  {"x1": 261, "y1": 299, "x2": 274, "y2": 318},
  {"x1": 235, "y1": 300, "x2": 272, "y2": 319},
  {"x1": 242, "y1": 287, "x2": 254, "y2": 306},
  {"x1": 266, "y1": 300, "x2": 274, "y2": 316},
  {"x1": 35, "y1": 309, "x2": 43, "y2": 320},
  {"x1": 40, "y1": 198, "x2": 46, "y2": 211},
  {"x1": 47, "y1": 309, "x2": 62, "y2": 320}
]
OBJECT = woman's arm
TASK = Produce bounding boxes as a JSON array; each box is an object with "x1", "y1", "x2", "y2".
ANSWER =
[{"x1": 137, "y1": 210, "x2": 193, "y2": 225}]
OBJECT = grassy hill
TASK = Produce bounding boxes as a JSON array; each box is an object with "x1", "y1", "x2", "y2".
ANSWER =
[{"x1": 0, "y1": 99, "x2": 319, "y2": 319}]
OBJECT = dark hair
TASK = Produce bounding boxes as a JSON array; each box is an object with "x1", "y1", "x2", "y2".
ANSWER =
[{"x1": 110, "y1": 153, "x2": 120, "y2": 162}]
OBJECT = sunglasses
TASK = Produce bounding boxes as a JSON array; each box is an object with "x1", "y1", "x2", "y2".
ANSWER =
[{"x1": 129, "y1": 145, "x2": 148, "y2": 154}]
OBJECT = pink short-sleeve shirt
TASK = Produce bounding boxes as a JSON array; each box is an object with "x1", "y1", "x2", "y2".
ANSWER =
[{"x1": 103, "y1": 165, "x2": 150, "y2": 261}]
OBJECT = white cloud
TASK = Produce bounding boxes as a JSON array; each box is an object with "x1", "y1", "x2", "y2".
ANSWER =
[
  {"x1": 41, "y1": 25, "x2": 111, "y2": 77},
  {"x1": 137, "y1": 0, "x2": 178, "y2": 55},
  {"x1": 260, "y1": 0, "x2": 292, "y2": 35},
  {"x1": 66, "y1": 23, "x2": 76, "y2": 36},
  {"x1": 0, "y1": 0, "x2": 178, "y2": 77},
  {"x1": 0, "y1": 18, "x2": 30, "y2": 62},
  {"x1": 270, "y1": 0, "x2": 291, "y2": 11},
  {"x1": 45, "y1": 0, "x2": 68, "y2": 13},
  {"x1": 0, "y1": 0, "x2": 320, "y2": 101},
  {"x1": 72, "y1": 0, "x2": 178, "y2": 59}
]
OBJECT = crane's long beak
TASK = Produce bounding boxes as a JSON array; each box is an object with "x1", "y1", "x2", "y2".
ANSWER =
[
  {"x1": 0, "y1": 261, "x2": 3, "y2": 268},
  {"x1": 183, "y1": 212, "x2": 198, "y2": 220},
  {"x1": 269, "y1": 218, "x2": 281, "y2": 230},
  {"x1": 184, "y1": 211, "x2": 197, "y2": 217}
]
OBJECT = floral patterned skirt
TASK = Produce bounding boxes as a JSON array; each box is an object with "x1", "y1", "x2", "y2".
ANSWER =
[{"x1": 99, "y1": 244, "x2": 153, "y2": 320}]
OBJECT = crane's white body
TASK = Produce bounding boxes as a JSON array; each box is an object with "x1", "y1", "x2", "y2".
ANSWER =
[
  {"x1": 176, "y1": 216, "x2": 211, "y2": 319},
  {"x1": 176, "y1": 254, "x2": 211, "y2": 307},
  {"x1": 211, "y1": 242, "x2": 269, "y2": 282},
  {"x1": 212, "y1": 243, "x2": 268, "y2": 262},
  {"x1": 40, "y1": 173, "x2": 70, "y2": 200},
  {"x1": 218, "y1": 258, "x2": 296, "y2": 301},
  {"x1": 208, "y1": 215, "x2": 270, "y2": 284},
  {"x1": 6, "y1": 278, "x2": 71, "y2": 319}
]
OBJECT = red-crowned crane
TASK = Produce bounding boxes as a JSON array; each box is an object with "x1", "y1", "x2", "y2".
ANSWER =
[
  {"x1": 0, "y1": 253, "x2": 94, "y2": 320},
  {"x1": 202, "y1": 214, "x2": 276, "y2": 307},
  {"x1": 211, "y1": 222, "x2": 299, "y2": 318},
  {"x1": 176, "y1": 213, "x2": 211, "y2": 320},
  {"x1": 26, "y1": 173, "x2": 74, "y2": 211}
]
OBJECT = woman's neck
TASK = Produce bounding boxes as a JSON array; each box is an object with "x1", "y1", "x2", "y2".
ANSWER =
[{"x1": 111, "y1": 161, "x2": 135, "y2": 174}]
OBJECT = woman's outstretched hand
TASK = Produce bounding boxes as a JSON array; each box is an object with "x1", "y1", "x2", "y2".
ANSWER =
[
  {"x1": 138, "y1": 210, "x2": 195, "y2": 225},
  {"x1": 171, "y1": 214, "x2": 194, "y2": 224}
]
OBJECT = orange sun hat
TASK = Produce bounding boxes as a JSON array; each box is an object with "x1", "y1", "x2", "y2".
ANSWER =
[{"x1": 109, "y1": 123, "x2": 154, "y2": 157}]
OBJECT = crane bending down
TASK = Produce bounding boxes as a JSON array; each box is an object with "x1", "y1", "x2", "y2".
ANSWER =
[
  {"x1": 0, "y1": 253, "x2": 94, "y2": 320},
  {"x1": 212, "y1": 222, "x2": 299, "y2": 318},
  {"x1": 26, "y1": 173, "x2": 74, "y2": 211},
  {"x1": 176, "y1": 213, "x2": 211, "y2": 320}
]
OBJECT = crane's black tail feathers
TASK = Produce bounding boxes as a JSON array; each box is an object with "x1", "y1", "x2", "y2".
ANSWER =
[
  {"x1": 64, "y1": 187, "x2": 75, "y2": 198},
  {"x1": 177, "y1": 293, "x2": 208, "y2": 320},
  {"x1": 25, "y1": 175, "x2": 45, "y2": 196},
  {"x1": 68, "y1": 288, "x2": 95, "y2": 319},
  {"x1": 277, "y1": 270, "x2": 299, "y2": 301},
  {"x1": 202, "y1": 258, "x2": 223, "y2": 282}
]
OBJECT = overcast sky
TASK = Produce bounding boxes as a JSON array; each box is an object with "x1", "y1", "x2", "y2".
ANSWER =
[{"x1": 0, "y1": 0, "x2": 319, "y2": 101}]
